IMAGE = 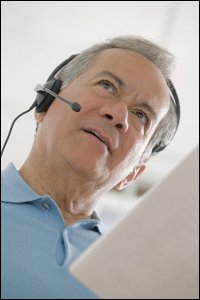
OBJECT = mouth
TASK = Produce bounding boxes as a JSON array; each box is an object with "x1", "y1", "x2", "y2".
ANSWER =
[{"x1": 83, "y1": 128, "x2": 111, "y2": 152}]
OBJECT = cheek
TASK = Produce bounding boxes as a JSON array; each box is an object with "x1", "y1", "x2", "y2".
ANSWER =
[
  {"x1": 119, "y1": 134, "x2": 146, "y2": 166},
  {"x1": 48, "y1": 100, "x2": 79, "y2": 126},
  {"x1": 39, "y1": 104, "x2": 70, "y2": 145},
  {"x1": 61, "y1": 83, "x2": 103, "y2": 112},
  {"x1": 77, "y1": 90, "x2": 101, "y2": 111}
]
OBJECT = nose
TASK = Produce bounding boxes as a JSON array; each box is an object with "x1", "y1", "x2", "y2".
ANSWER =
[{"x1": 99, "y1": 101, "x2": 129, "y2": 133}]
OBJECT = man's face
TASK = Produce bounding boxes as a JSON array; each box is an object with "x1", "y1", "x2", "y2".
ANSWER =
[{"x1": 37, "y1": 49, "x2": 170, "y2": 191}]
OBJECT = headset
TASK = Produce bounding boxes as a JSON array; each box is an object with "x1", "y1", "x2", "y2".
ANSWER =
[
  {"x1": 1, "y1": 54, "x2": 180, "y2": 157},
  {"x1": 152, "y1": 79, "x2": 180, "y2": 154}
]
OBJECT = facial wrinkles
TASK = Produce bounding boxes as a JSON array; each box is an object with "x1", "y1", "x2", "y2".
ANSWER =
[
  {"x1": 112, "y1": 84, "x2": 166, "y2": 168},
  {"x1": 81, "y1": 72, "x2": 162, "y2": 165},
  {"x1": 60, "y1": 51, "x2": 169, "y2": 163},
  {"x1": 112, "y1": 90, "x2": 152, "y2": 140},
  {"x1": 96, "y1": 68, "x2": 165, "y2": 136}
]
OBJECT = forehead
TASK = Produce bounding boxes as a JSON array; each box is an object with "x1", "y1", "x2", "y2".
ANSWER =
[
  {"x1": 83, "y1": 48, "x2": 170, "y2": 114},
  {"x1": 90, "y1": 49, "x2": 167, "y2": 90},
  {"x1": 91, "y1": 48, "x2": 162, "y2": 76}
]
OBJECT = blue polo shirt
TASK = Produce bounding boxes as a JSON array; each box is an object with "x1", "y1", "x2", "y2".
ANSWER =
[{"x1": 1, "y1": 163, "x2": 104, "y2": 299}]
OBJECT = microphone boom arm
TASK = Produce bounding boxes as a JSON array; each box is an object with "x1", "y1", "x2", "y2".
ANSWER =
[{"x1": 39, "y1": 86, "x2": 81, "y2": 112}]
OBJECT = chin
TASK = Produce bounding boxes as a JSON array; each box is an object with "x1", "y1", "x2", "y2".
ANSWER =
[{"x1": 61, "y1": 144, "x2": 110, "y2": 180}]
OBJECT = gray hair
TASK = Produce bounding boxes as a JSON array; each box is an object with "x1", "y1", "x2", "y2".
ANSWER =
[{"x1": 55, "y1": 35, "x2": 178, "y2": 162}]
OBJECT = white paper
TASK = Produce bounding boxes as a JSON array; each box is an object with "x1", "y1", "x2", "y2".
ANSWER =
[{"x1": 70, "y1": 146, "x2": 199, "y2": 299}]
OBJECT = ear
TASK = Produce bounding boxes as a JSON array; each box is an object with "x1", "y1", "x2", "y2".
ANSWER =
[
  {"x1": 34, "y1": 111, "x2": 46, "y2": 124},
  {"x1": 115, "y1": 164, "x2": 146, "y2": 191}
]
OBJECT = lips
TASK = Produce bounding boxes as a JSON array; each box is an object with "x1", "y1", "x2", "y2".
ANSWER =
[{"x1": 83, "y1": 128, "x2": 112, "y2": 152}]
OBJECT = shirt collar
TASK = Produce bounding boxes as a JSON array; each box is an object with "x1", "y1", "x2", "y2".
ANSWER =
[
  {"x1": 90, "y1": 210, "x2": 105, "y2": 234},
  {"x1": 1, "y1": 162, "x2": 41, "y2": 203},
  {"x1": 1, "y1": 162, "x2": 105, "y2": 234}
]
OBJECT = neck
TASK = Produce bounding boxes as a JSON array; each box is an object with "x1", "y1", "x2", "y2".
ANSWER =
[{"x1": 19, "y1": 150, "x2": 102, "y2": 225}]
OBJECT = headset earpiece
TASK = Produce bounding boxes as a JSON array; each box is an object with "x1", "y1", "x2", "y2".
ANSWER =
[
  {"x1": 35, "y1": 79, "x2": 62, "y2": 113},
  {"x1": 152, "y1": 142, "x2": 166, "y2": 154},
  {"x1": 33, "y1": 54, "x2": 78, "y2": 113},
  {"x1": 151, "y1": 79, "x2": 180, "y2": 155}
]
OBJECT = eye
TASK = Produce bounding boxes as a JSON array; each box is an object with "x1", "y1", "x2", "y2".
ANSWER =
[
  {"x1": 99, "y1": 80, "x2": 115, "y2": 93},
  {"x1": 132, "y1": 111, "x2": 149, "y2": 125}
]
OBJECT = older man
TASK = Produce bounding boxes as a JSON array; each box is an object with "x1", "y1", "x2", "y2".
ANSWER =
[{"x1": 1, "y1": 36, "x2": 179, "y2": 299}]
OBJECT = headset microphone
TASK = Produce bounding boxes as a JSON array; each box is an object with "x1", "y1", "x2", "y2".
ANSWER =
[{"x1": 34, "y1": 84, "x2": 81, "y2": 112}]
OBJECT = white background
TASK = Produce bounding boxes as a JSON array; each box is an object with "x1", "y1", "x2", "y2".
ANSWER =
[{"x1": 1, "y1": 1, "x2": 199, "y2": 228}]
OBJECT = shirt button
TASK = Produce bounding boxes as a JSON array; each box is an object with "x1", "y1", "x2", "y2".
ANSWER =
[{"x1": 42, "y1": 201, "x2": 50, "y2": 210}]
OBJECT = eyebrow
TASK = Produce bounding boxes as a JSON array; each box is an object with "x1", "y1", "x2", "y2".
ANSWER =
[
  {"x1": 139, "y1": 102, "x2": 158, "y2": 121},
  {"x1": 95, "y1": 71, "x2": 158, "y2": 121},
  {"x1": 94, "y1": 70, "x2": 125, "y2": 87}
]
